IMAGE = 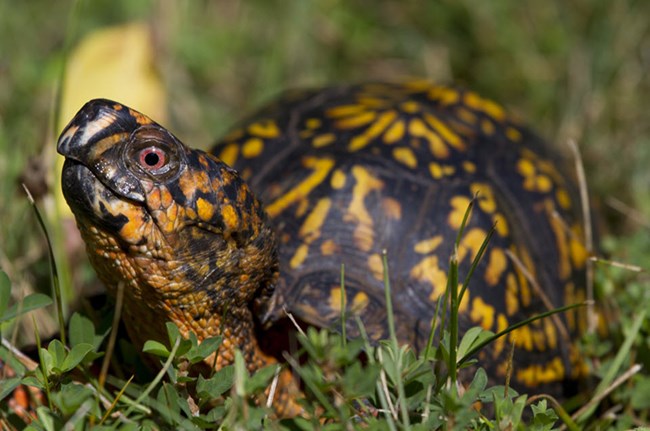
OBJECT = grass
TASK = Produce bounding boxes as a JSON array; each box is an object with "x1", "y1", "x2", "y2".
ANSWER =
[{"x1": 0, "y1": 0, "x2": 649, "y2": 429}]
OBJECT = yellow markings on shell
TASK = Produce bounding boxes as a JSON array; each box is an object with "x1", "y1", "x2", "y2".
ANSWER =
[
  {"x1": 298, "y1": 198, "x2": 332, "y2": 243},
  {"x1": 409, "y1": 117, "x2": 449, "y2": 158},
  {"x1": 242, "y1": 138, "x2": 264, "y2": 158},
  {"x1": 492, "y1": 314, "x2": 509, "y2": 358},
  {"x1": 344, "y1": 165, "x2": 384, "y2": 252},
  {"x1": 424, "y1": 113, "x2": 464, "y2": 151},
  {"x1": 305, "y1": 118, "x2": 322, "y2": 129},
  {"x1": 327, "y1": 104, "x2": 367, "y2": 118},
  {"x1": 517, "y1": 157, "x2": 554, "y2": 193},
  {"x1": 509, "y1": 325, "x2": 533, "y2": 351},
  {"x1": 463, "y1": 92, "x2": 505, "y2": 121},
  {"x1": 357, "y1": 96, "x2": 386, "y2": 108},
  {"x1": 321, "y1": 239, "x2": 338, "y2": 255},
  {"x1": 485, "y1": 247, "x2": 507, "y2": 286},
  {"x1": 368, "y1": 253, "x2": 384, "y2": 281},
  {"x1": 383, "y1": 119, "x2": 405, "y2": 144},
  {"x1": 546, "y1": 199, "x2": 571, "y2": 279},
  {"x1": 517, "y1": 158, "x2": 535, "y2": 177},
  {"x1": 350, "y1": 292, "x2": 369, "y2": 313},
  {"x1": 400, "y1": 101, "x2": 420, "y2": 113},
  {"x1": 428, "y1": 162, "x2": 455, "y2": 179},
  {"x1": 221, "y1": 204, "x2": 239, "y2": 231},
  {"x1": 312, "y1": 133, "x2": 336, "y2": 148},
  {"x1": 266, "y1": 157, "x2": 335, "y2": 217},
  {"x1": 329, "y1": 287, "x2": 370, "y2": 314},
  {"x1": 506, "y1": 127, "x2": 522, "y2": 142},
  {"x1": 462, "y1": 161, "x2": 476, "y2": 173},
  {"x1": 505, "y1": 273, "x2": 519, "y2": 316},
  {"x1": 556, "y1": 188, "x2": 572, "y2": 210},
  {"x1": 196, "y1": 197, "x2": 215, "y2": 222},
  {"x1": 569, "y1": 224, "x2": 588, "y2": 268},
  {"x1": 382, "y1": 197, "x2": 402, "y2": 220},
  {"x1": 330, "y1": 169, "x2": 347, "y2": 189},
  {"x1": 414, "y1": 235, "x2": 443, "y2": 254},
  {"x1": 470, "y1": 296, "x2": 495, "y2": 330},
  {"x1": 457, "y1": 228, "x2": 488, "y2": 263},
  {"x1": 347, "y1": 110, "x2": 398, "y2": 151},
  {"x1": 544, "y1": 318, "x2": 557, "y2": 350},
  {"x1": 428, "y1": 86, "x2": 459, "y2": 105},
  {"x1": 457, "y1": 107, "x2": 477, "y2": 124},
  {"x1": 336, "y1": 111, "x2": 377, "y2": 129},
  {"x1": 295, "y1": 198, "x2": 310, "y2": 218},
  {"x1": 329, "y1": 287, "x2": 342, "y2": 313},
  {"x1": 290, "y1": 244, "x2": 309, "y2": 269},
  {"x1": 493, "y1": 213, "x2": 509, "y2": 236},
  {"x1": 410, "y1": 255, "x2": 448, "y2": 301},
  {"x1": 514, "y1": 246, "x2": 534, "y2": 306},
  {"x1": 471, "y1": 182, "x2": 497, "y2": 214},
  {"x1": 392, "y1": 147, "x2": 417, "y2": 169},
  {"x1": 481, "y1": 119, "x2": 495, "y2": 135},
  {"x1": 564, "y1": 282, "x2": 577, "y2": 331},
  {"x1": 448, "y1": 196, "x2": 472, "y2": 230},
  {"x1": 516, "y1": 357, "x2": 565, "y2": 386},
  {"x1": 248, "y1": 120, "x2": 280, "y2": 138}
]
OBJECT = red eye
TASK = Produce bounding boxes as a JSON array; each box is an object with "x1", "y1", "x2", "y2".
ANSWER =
[{"x1": 138, "y1": 146, "x2": 166, "y2": 170}]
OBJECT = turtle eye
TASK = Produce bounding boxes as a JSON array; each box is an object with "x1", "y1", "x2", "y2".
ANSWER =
[{"x1": 138, "y1": 146, "x2": 167, "y2": 171}]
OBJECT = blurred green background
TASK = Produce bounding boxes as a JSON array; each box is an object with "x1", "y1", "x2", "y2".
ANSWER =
[{"x1": 0, "y1": 0, "x2": 648, "y2": 339}]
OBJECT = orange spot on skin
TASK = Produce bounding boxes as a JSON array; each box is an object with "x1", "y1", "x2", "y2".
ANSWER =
[
  {"x1": 221, "y1": 204, "x2": 239, "y2": 231},
  {"x1": 196, "y1": 197, "x2": 215, "y2": 221},
  {"x1": 381, "y1": 197, "x2": 402, "y2": 220}
]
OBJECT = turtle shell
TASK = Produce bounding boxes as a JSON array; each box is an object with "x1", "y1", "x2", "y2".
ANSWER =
[{"x1": 212, "y1": 81, "x2": 589, "y2": 392}]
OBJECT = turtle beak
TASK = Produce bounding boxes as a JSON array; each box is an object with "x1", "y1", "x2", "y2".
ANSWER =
[{"x1": 57, "y1": 99, "x2": 148, "y2": 203}]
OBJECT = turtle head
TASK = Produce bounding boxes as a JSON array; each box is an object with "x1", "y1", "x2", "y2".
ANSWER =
[{"x1": 58, "y1": 99, "x2": 278, "y2": 345}]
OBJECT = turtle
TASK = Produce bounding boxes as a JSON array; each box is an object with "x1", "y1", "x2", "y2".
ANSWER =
[{"x1": 57, "y1": 81, "x2": 589, "y2": 415}]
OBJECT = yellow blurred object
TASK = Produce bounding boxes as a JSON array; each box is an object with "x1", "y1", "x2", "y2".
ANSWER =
[{"x1": 56, "y1": 22, "x2": 167, "y2": 217}]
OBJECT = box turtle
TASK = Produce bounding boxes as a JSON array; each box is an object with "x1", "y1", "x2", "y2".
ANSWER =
[{"x1": 57, "y1": 81, "x2": 588, "y2": 414}]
